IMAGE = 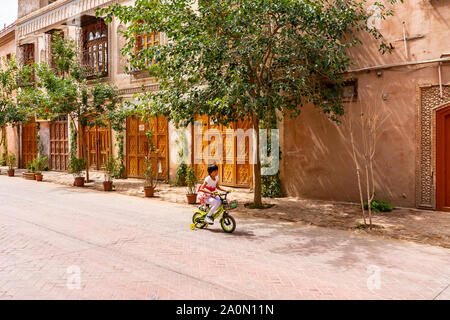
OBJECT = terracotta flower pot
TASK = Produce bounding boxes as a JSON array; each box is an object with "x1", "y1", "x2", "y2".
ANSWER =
[
  {"x1": 7, "y1": 169, "x2": 14, "y2": 177},
  {"x1": 144, "y1": 186, "x2": 155, "y2": 197},
  {"x1": 103, "y1": 181, "x2": 113, "y2": 191},
  {"x1": 35, "y1": 173, "x2": 43, "y2": 182},
  {"x1": 74, "y1": 177, "x2": 85, "y2": 187},
  {"x1": 186, "y1": 193, "x2": 197, "y2": 205},
  {"x1": 23, "y1": 172, "x2": 35, "y2": 180}
]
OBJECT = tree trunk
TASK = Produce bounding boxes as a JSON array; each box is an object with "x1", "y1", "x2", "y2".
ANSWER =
[
  {"x1": 80, "y1": 124, "x2": 90, "y2": 182},
  {"x1": 253, "y1": 115, "x2": 262, "y2": 206}
]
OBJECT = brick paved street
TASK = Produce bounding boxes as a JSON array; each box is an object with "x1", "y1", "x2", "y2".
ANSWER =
[{"x1": 0, "y1": 176, "x2": 449, "y2": 300}]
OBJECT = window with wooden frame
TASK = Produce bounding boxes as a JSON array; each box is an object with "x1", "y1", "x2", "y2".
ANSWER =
[
  {"x1": 22, "y1": 44, "x2": 35, "y2": 66},
  {"x1": 135, "y1": 31, "x2": 160, "y2": 66},
  {"x1": 322, "y1": 79, "x2": 358, "y2": 103},
  {"x1": 341, "y1": 79, "x2": 358, "y2": 102},
  {"x1": 82, "y1": 20, "x2": 108, "y2": 78}
]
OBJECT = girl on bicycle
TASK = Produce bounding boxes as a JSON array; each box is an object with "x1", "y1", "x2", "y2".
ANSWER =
[{"x1": 198, "y1": 164, "x2": 228, "y2": 224}]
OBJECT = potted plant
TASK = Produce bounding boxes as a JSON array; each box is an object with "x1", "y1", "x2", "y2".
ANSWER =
[
  {"x1": 34, "y1": 156, "x2": 48, "y2": 182},
  {"x1": 186, "y1": 167, "x2": 198, "y2": 204},
  {"x1": 102, "y1": 156, "x2": 116, "y2": 191},
  {"x1": 143, "y1": 157, "x2": 158, "y2": 197},
  {"x1": 23, "y1": 161, "x2": 36, "y2": 180},
  {"x1": 143, "y1": 130, "x2": 159, "y2": 197},
  {"x1": 6, "y1": 154, "x2": 16, "y2": 177},
  {"x1": 69, "y1": 157, "x2": 87, "y2": 187}
]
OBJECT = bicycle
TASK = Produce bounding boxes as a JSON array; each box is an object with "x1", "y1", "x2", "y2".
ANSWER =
[{"x1": 190, "y1": 191, "x2": 238, "y2": 233}]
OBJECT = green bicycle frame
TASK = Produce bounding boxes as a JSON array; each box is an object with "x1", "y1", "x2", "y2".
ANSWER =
[{"x1": 195, "y1": 204, "x2": 227, "y2": 220}]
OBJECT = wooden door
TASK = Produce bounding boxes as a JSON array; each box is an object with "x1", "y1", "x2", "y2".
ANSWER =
[
  {"x1": 193, "y1": 115, "x2": 252, "y2": 188},
  {"x1": 50, "y1": 121, "x2": 69, "y2": 171},
  {"x1": 21, "y1": 119, "x2": 38, "y2": 169},
  {"x1": 126, "y1": 115, "x2": 169, "y2": 179},
  {"x1": 81, "y1": 125, "x2": 111, "y2": 170},
  {"x1": 193, "y1": 115, "x2": 219, "y2": 183},
  {"x1": 436, "y1": 106, "x2": 450, "y2": 211},
  {"x1": 126, "y1": 116, "x2": 147, "y2": 178}
]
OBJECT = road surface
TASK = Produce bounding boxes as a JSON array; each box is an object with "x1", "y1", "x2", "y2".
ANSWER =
[{"x1": 0, "y1": 175, "x2": 449, "y2": 299}]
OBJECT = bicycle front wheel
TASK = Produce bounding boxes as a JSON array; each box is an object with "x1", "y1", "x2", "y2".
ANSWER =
[{"x1": 220, "y1": 214, "x2": 236, "y2": 233}]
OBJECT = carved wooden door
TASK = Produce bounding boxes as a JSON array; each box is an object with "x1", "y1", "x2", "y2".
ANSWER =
[
  {"x1": 50, "y1": 121, "x2": 69, "y2": 171},
  {"x1": 21, "y1": 119, "x2": 38, "y2": 169},
  {"x1": 436, "y1": 106, "x2": 450, "y2": 212},
  {"x1": 193, "y1": 115, "x2": 252, "y2": 188},
  {"x1": 126, "y1": 115, "x2": 168, "y2": 179},
  {"x1": 82, "y1": 125, "x2": 111, "y2": 170}
]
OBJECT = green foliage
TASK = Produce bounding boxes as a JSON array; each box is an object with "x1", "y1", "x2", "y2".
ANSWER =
[
  {"x1": 100, "y1": 0, "x2": 403, "y2": 204},
  {"x1": 356, "y1": 222, "x2": 367, "y2": 230},
  {"x1": 174, "y1": 132, "x2": 188, "y2": 186},
  {"x1": 113, "y1": 133, "x2": 126, "y2": 179},
  {"x1": 143, "y1": 158, "x2": 156, "y2": 188},
  {"x1": 107, "y1": 103, "x2": 132, "y2": 180},
  {"x1": 24, "y1": 33, "x2": 122, "y2": 180},
  {"x1": 185, "y1": 167, "x2": 198, "y2": 195},
  {"x1": 364, "y1": 200, "x2": 395, "y2": 213},
  {"x1": 145, "y1": 130, "x2": 156, "y2": 153},
  {"x1": 262, "y1": 174, "x2": 283, "y2": 198},
  {"x1": 0, "y1": 57, "x2": 30, "y2": 128},
  {"x1": 0, "y1": 127, "x2": 7, "y2": 165},
  {"x1": 102, "y1": 156, "x2": 117, "y2": 182},
  {"x1": 69, "y1": 121, "x2": 78, "y2": 160},
  {"x1": 33, "y1": 156, "x2": 49, "y2": 174},
  {"x1": 143, "y1": 130, "x2": 158, "y2": 188},
  {"x1": 69, "y1": 157, "x2": 87, "y2": 177},
  {"x1": 175, "y1": 163, "x2": 188, "y2": 187},
  {"x1": 5, "y1": 153, "x2": 16, "y2": 169},
  {"x1": 100, "y1": 0, "x2": 403, "y2": 125},
  {"x1": 27, "y1": 160, "x2": 36, "y2": 173},
  {"x1": 260, "y1": 113, "x2": 283, "y2": 198}
]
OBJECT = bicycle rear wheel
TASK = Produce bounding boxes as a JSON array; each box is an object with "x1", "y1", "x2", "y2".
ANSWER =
[{"x1": 192, "y1": 212, "x2": 208, "y2": 229}]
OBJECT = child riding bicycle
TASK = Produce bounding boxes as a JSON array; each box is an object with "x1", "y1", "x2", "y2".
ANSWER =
[{"x1": 198, "y1": 164, "x2": 229, "y2": 225}]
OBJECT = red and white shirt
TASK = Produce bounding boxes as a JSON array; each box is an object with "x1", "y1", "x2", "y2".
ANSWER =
[{"x1": 198, "y1": 175, "x2": 219, "y2": 203}]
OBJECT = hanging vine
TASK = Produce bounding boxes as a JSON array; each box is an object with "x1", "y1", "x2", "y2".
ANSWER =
[
  {"x1": 113, "y1": 132, "x2": 126, "y2": 179},
  {"x1": 260, "y1": 114, "x2": 283, "y2": 198},
  {"x1": 0, "y1": 126, "x2": 7, "y2": 165},
  {"x1": 69, "y1": 120, "x2": 78, "y2": 161},
  {"x1": 107, "y1": 102, "x2": 133, "y2": 179}
]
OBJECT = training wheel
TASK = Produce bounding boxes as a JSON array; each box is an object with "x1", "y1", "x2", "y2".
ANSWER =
[{"x1": 190, "y1": 224, "x2": 196, "y2": 230}]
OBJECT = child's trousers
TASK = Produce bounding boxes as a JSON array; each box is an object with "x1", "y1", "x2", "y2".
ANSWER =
[{"x1": 206, "y1": 196, "x2": 222, "y2": 217}]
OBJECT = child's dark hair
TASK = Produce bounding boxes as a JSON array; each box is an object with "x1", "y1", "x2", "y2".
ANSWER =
[{"x1": 207, "y1": 164, "x2": 219, "y2": 175}]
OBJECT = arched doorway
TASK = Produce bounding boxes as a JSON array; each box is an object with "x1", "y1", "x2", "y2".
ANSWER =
[{"x1": 436, "y1": 104, "x2": 450, "y2": 211}]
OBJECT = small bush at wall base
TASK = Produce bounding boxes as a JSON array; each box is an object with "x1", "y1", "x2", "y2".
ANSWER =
[
  {"x1": 0, "y1": 149, "x2": 6, "y2": 165},
  {"x1": 175, "y1": 163, "x2": 188, "y2": 187},
  {"x1": 364, "y1": 199, "x2": 395, "y2": 213},
  {"x1": 185, "y1": 167, "x2": 198, "y2": 195},
  {"x1": 262, "y1": 173, "x2": 283, "y2": 198},
  {"x1": 113, "y1": 164, "x2": 126, "y2": 179}
]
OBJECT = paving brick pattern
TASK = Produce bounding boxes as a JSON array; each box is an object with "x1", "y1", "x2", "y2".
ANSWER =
[{"x1": 0, "y1": 176, "x2": 449, "y2": 299}]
